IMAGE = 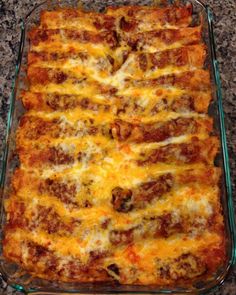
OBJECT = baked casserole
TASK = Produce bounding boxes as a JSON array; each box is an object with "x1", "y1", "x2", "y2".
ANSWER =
[{"x1": 3, "y1": 4, "x2": 225, "y2": 286}]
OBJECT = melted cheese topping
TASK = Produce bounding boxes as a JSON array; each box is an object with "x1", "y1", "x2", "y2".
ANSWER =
[{"x1": 4, "y1": 4, "x2": 225, "y2": 287}]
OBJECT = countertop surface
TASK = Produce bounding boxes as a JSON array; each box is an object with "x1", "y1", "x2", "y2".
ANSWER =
[{"x1": 0, "y1": 0, "x2": 235, "y2": 294}]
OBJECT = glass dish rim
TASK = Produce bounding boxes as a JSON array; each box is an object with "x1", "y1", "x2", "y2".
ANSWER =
[{"x1": 0, "y1": 0, "x2": 235, "y2": 293}]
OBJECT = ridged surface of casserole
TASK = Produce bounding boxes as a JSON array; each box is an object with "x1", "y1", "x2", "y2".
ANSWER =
[{"x1": 3, "y1": 4, "x2": 225, "y2": 286}]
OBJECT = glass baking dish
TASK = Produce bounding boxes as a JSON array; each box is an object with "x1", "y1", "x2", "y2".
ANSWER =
[{"x1": 0, "y1": 0, "x2": 235, "y2": 293}]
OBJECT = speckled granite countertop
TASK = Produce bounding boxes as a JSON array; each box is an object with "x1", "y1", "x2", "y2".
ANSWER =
[{"x1": 0, "y1": 0, "x2": 235, "y2": 294}]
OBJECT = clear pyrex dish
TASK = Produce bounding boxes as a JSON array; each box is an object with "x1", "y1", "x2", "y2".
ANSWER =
[{"x1": 0, "y1": 0, "x2": 235, "y2": 294}]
